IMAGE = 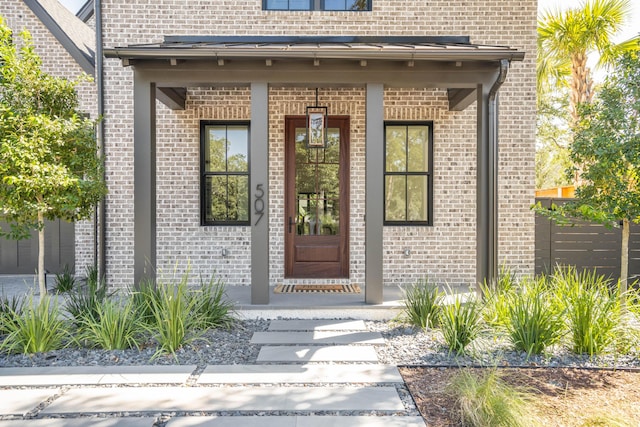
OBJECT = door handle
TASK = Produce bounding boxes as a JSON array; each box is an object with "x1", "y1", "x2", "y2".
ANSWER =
[{"x1": 289, "y1": 216, "x2": 295, "y2": 233}]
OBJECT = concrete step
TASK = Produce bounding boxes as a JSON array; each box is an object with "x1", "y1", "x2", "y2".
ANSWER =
[
  {"x1": 257, "y1": 345, "x2": 379, "y2": 362},
  {"x1": 0, "y1": 419, "x2": 153, "y2": 427},
  {"x1": 0, "y1": 366, "x2": 196, "y2": 387},
  {"x1": 268, "y1": 319, "x2": 367, "y2": 331},
  {"x1": 0, "y1": 389, "x2": 60, "y2": 416},
  {"x1": 198, "y1": 364, "x2": 401, "y2": 384},
  {"x1": 41, "y1": 386, "x2": 405, "y2": 413},
  {"x1": 0, "y1": 416, "x2": 426, "y2": 426},
  {"x1": 250, "y1": 331, "x2": 384, "y2": 345},
  {"x1": 167, "y1": 416, "x2": 426, "y2": 426}
]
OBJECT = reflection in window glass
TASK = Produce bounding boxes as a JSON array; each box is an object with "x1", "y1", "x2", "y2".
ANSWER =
[
  {"x1": 325, "y1": 0, "x2": 369, "y2": 10},
  {"x1": 265, "y1": 0, "x2": 310, "y2": 9},
  {"x1": 201, "y1": 123, "x2": 250, "y2": 225},
  {"x1": 384, "y1": 122, "x2": 432, "y2": 225},
  {"x1": 265, "y1": 0, "x2": 369, "y2": 10},
  {"x1": 294, "y1": 127, "x2": 341, "y2": 236}
]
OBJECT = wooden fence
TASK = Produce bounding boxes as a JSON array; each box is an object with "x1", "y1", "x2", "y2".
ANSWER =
[
  {"x1": 0, "y1": 219, "x2": 75, "y2": 274},
  {"x1": 535, "y1": 198, "x2": 640, "y2": 281}
]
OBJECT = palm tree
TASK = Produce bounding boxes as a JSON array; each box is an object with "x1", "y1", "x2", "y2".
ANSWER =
[{"x1": 537, "y1": 0, "x2": 636, "y2": 122}]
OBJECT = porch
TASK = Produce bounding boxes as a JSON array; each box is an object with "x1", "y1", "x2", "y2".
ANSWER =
[{"x1": 104, "y1": 36, "x2": 525, "y2": 304}]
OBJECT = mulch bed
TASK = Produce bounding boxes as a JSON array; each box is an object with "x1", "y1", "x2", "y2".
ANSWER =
[{"x1": 400, "y1": 366, "x2": 640, "y2": 426}]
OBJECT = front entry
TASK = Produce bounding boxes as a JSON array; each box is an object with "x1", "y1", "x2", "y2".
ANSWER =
[{"x1": 285, "y1": 116, "x2": 350, "y2": 278}]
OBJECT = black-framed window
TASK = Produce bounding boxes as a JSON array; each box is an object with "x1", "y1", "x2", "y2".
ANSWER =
[
  {"x1": 384, "y1": 122, "x2": 433, "y2": 225},
  {"x1": 263, "y1": 0, "x2": 371, "y2": 11},
  {"x1": 200, "y1": 122, "x2": 250, "y2": 225}
]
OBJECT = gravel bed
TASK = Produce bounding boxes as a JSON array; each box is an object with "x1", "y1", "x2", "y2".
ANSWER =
[
  {"x1": 1, "y1": 318, "x2": 639, "y2": 369},
  {"x1": 370, "y1": 321, "x2": 640, "y2": 369}
]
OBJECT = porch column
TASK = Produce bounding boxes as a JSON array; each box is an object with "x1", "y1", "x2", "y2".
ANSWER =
[
  {"x1": 250, "y1": 82, "x2": 269, "y2": 304},
  {"x1": 365, "y1": 83, "x2": 384, "y2": 304},
  {"x1": 133, "y1": 71, "x2": 156, "y2": 286}
]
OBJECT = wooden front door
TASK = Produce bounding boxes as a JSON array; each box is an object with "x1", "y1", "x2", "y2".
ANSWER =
[{"x1": 285, "y1": 116, "x2": 350, "y2": 278}]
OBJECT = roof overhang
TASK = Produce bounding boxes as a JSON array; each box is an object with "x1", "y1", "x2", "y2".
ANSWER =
[
  {"x1": 105, "y1": 35, "x2": 525, "y2": 63},
  {"x1": 104, "y1": 36, "x2": 525, "y2": 111}
]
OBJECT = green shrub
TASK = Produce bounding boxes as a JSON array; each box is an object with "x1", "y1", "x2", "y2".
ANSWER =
[
  {"x1": 75, "y1": 298, "x2": 148, "y2": 350},
  {"x1": 65, "y1": 265, "x2": 110, "y2": 324},
  {"x1": 131, "y1": 278, "x2": 161, "y2": 326},
  {"x1": 146, "y1": 274, "x2": 203, "y2": 358},
  {"x1": 447, "y1": 369, "x2": 537, "y2": 427},
  {"x1": 53, "y1": 265, "x2": 76, "y2": 294},
  {"x1": 0, "y1": 294, "x2": 25, "y2": 335},
  {"x1": 189, "y1": 275, "x2": 235, "y2": 330},
  {"x1": 402, "y1": 276, "x2": 443, "y2": 329},
  {"x1": 439, "y1": 294, "x2": 483, "y2": 355},
  {"x1": 504, "y1": 277, "x2": 565, "y2": 356},
  {"x1": 0, "y1": 296, "x2": 70, "y2": 354},
  {"x1": 480, "y1": 266, "x2": 518, "y2": 328},
  {"x1": 552, "y1": 268, "x2": 621, "y2": 356}
]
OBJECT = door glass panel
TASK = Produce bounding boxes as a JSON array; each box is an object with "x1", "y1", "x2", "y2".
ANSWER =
[{"x1": 295, "y1": 126, "x2": 340, "y2": 236}]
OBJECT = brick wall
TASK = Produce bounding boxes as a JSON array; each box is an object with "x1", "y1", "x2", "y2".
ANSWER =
[
  {"x1": 0, "y1": 2, "x2": 98, "y2": 276},
  {"x1": 100, "y1": 0, "x2": 536, "y2": 288}
]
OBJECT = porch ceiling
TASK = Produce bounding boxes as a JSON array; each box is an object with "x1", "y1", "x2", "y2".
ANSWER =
[{"x1": 104, "y1": 36, "x2": 525, "y2": 111}]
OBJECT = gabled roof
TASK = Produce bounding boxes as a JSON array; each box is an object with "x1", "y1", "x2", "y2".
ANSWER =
[
  {"x1": 24, "y1": 0, "x2": 95, "y2": 75},
  {"x1": 76, "y1": 0, "x2": 94, "y2": 23}
]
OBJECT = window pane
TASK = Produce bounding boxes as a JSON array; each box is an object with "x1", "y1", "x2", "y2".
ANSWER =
[
  {"x1": 385, "y1": 175, "x2": 406, "y2": 221},
  {"x1": 324, "y1": 0, "x2": 345, "y2": 9},
  {"x1": 265, "y1": 0, "x2": 289, "y2": 9},
  {"x1": 347, "y1": 0, "x2": 368, "y2": 10},
  {"x1": 407, "y1": 175, "x2": 428, "y2": 221},
  {"x1": 385, "y1": 126, "x2": 406, "y2": 172},
  {"x1": 290, "y1": 0, "x2": 311, "y2": 9},
  {"x1": 324, "y1": 0, "x2": 368, "y2": 9},
  {"x1": 204, "y1": 175, "x2": 249, "y2": 223},
  {"x1": 408, "y1": 125, "x2": 428, "y2": 172},
  {"x1": 226, "y1": 125, "x2": 249, "y2": 172},
  {"x1": 206, "y1": 126, "x2": 226, "y2": 172},
  {"x1": 205, "y1": 175, "x2": 228, "y2": 222},
  {"x1": 227, "y1": 175, "x2": 249, "y2": 221}
]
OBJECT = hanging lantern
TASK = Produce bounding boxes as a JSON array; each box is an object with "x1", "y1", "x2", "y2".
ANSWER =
[{"x1": 306, "y1": 88, "x2": 328, "y2": 148}]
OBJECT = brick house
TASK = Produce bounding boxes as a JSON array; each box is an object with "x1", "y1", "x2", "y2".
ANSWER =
[{"x1": 3, "y1": 0, "x2": 536, "y2": 304}]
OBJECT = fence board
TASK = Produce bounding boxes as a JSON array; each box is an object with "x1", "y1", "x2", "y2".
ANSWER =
[
  {"x1": 0, "y1": 220, "x2": 75, "y2": 274},
  {"x1": 535, "y1": 198, "x2": 640, "y2": 281}
]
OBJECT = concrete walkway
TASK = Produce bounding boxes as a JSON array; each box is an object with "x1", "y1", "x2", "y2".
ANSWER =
[{"x1": 0, "y1": 319, "x2": 425, "y2": 426}]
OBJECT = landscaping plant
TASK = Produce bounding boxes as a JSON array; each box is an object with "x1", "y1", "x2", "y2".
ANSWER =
[
  {"x1": 402, "y1": 276, "x2": 443, "y2": 329},
  {"x1": 65, "y1": 265, "x2": 109, "y2": 324},
  {"x1": 0, "y1": 295, "x2": 70, "y2": 354},
  {"x1": 504, "y1": 277, "x2": 565, "y2": 356},
  {"x1": 447, "y1": 369, "x2": 537, "y2": 427},
  {"x1": 480, "y1": 267, "x2": 518, "y2": 328},
  {"x1": 53, "y1": 264, "x2": 76, "y2": 294},
  {"x1": 146, "y1": 274, "x2": 204, "y2": 358},
  {"x1": 552, "y1": 268, "x2": 622, "y2": 356},
  {"x1": 0, "y1": 294, "x2": 25, "y2": 335},
  {"x1": 439, "y1": 294, "x2": 483, "y2": 355},
  {"x1": 189, "y1": 275, "x2": 235, "y2": 330},
  {"x1": 75, "y1": 298, "x2": 148, "y2": 350}
]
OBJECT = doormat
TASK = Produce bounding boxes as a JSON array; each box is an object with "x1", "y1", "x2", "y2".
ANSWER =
[{"x1": 274, "y1": 284, "x2": 361, "y2": 294}]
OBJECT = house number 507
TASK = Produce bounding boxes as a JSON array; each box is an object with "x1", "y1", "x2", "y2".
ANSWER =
[{"x1": 254, "y1": 184, "x2": 265, "y2": 226}]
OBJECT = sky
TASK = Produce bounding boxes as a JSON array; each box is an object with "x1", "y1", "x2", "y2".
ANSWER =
[{"x1": 60, "y1": 0, "x2": 86, "y2": 13}]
